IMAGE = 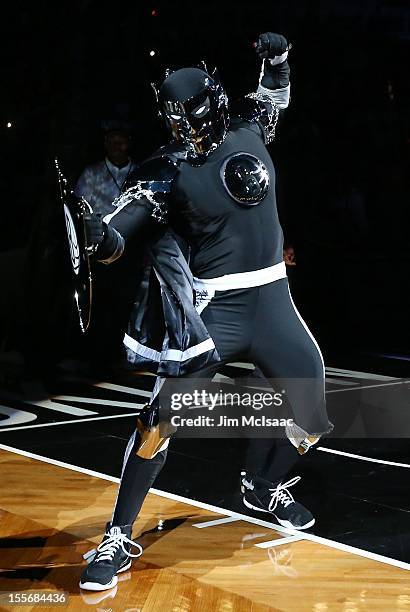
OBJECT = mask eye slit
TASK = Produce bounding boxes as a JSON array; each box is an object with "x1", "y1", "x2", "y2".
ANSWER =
[{"x1": 191, "y1": 97, "x2": 210, "y2": 118}]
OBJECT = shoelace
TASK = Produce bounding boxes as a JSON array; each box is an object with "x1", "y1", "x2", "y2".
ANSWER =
[
  {"x1": 84, "y1": 531, "x2": 143, "y2": 564},
  {"x1": 268, "y1": 476, "x2": 301, "y2": 512}
]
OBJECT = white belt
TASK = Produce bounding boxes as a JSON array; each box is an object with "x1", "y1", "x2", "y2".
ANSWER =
[
  {"x1": 193, "y1": 261, "x2": 286, "y2": 292},
  {"x1": 193, "y1": 261, "x2": 287, "y2": 313}
]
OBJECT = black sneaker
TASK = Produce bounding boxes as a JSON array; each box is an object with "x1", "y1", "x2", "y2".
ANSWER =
[
  {"x1": 79, "y1": 522, "x2": 142, "y2": 591},
  {"x1": 240, "y1": 472, "x2": 315, "y2": 530}
]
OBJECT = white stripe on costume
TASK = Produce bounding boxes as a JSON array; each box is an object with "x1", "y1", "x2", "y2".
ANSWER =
[
  {"x1": 286, "y1": 285, "x2": 326, "y2": 396},
  {"x1": 193, "y1": 261, "x2": 286, "y2": 292},
  {"x1": 256, "y1": 82, "x2": 290, "y2": 109},
  {"x1": 123, "y1": 334, "x2": 215, "y2": 364},
  {"x1": 123, "y1": 334, "x2": 161, "y2": 362}
]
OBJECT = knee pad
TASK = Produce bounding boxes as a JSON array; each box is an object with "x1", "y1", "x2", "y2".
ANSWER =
[{"x1": 135, "y1": 403, "x2": 174, "y2": 460}]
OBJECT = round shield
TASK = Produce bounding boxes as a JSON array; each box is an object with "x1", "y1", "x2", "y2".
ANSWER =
[
  {"x1": 220, "y1": 152, "x2": 270, "y2": 206},
  {"x1": 56, "y1": 159, "x2": 93, "y2": 334}
]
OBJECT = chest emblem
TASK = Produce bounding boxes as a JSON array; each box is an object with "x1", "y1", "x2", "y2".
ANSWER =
[{"x1": 220, "y1": 152, "x2": 269, "y2": 206}]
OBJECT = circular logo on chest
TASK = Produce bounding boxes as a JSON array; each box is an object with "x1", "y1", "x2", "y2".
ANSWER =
[{"x1": 220, "y1": 152, "x2": 270, "y2": 206}]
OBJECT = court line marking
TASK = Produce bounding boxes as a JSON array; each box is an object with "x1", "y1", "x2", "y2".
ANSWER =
[
  {"x1": 53, "y1": 396, "x2": 145, "y2": 409},
  {"x1": 193, "y1": 516, "x2": 241, "y2": 528},
  {"x1": 64, "y1": 374, "x2": 409, "y2": 397},
  {"x1": 69, "y1": 380, "x2": 153, "y2": 398},
  {"x1": 0, "y1": 406, "x2": 37, "y2": 427},
  {"x1": 371, "y1": 353, "x2": 410, "y2": 362},
  {"x1": 212, "y1": 374, "x2": 361, "y2": 391},
  {"x1": 24, "y1": 399, "x2": 97, "y2": 417},
  {"x1": 0, "y1": 443, "x2": 120, "y2": 484},
  {"x1": 1, "y1": 440, "x2": 297, "y2": 523},
  {"x1": 0, "y1": 396, "x2": 97, "y2": 417},
  {"x1": 326, "y1": 380, "x2": 409, "y2": 394},
  {"x1": 325, "y1": 368, "x2": 398, "y2": 381},
  {"x1": 0, "y1": 411, "x2": 141, "y2": 433},
  {"x1": 325, "y1": 378, "x2": 361, "y2": 387},
  {"x1": 4, "y1": 423, "x2": 409, "y2": 469},
  {"x1": 229, "y1": 364, "x2": 399, "y2": 381},
  {"x1": 256, "y1": 535, "x2": 305, "y2": 548},
  {"x1": 0, "y1": 443, "x2": 409, "y2": 571},
  {"x1": 317, "y1": 446, "x2": 410, "y2": 468}
]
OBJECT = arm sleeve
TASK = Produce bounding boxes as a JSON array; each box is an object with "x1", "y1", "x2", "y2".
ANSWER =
[
  {"x1": 258, "y1": 52, "x2": 291, "y2": 108},
  {"x1": 242, "y1": 52, "x2": 291, "y2": 144},
  {"x1": 96, "y1": 184, "x2": 168, "y2": 265},
  {"x1": 95, "y1": 154, "x2": 178, "y2": 265}
]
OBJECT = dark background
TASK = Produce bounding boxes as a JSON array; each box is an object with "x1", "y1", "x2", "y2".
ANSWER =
[{"x1": 1, "y1": 0, "x2": 409, "y2": 374}]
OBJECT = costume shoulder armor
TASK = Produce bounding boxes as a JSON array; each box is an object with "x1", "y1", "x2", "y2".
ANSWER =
[
  {"x1": 126, "y1": 151, "x2": 180, "y2": 191},
  {"x1": 116, "y1": 150, "x2": 182, "y2": 225},
  {"x1": 231, "y1": 95, "x2": 280, "y2": 144}
]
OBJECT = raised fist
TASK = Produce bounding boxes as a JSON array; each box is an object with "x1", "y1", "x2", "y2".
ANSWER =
[{"x1": 255, "y1": 33, "x2": 289, "y2": 60}]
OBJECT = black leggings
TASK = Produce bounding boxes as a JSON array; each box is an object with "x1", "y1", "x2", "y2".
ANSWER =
[{"x1": 113, "y1": 278, "x2": 331, "y2": 525}]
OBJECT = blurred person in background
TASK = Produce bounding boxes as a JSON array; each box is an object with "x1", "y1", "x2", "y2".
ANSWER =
[
  {"x1": 73, "y1": 122, "x2": 142, "y2": 370},
  {"x1": 75, "y1": 123, "x2": 137, "y2": 215}
]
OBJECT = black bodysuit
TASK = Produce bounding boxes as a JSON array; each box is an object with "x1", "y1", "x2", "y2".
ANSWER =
[
  {"x1": 170, "y1": 123, "x2": 283, "y2": 278},
  {"x1": 101, "y1": 98, "x2": 332, "y2": 528}
]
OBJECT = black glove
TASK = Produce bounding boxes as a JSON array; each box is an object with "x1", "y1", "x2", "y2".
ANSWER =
[
  {"x1": 84, "y1": 212, "x2": 106, "y2": 252},
  {"x1": 255, "y1": 33, "x2": 289, "y2": 60}
]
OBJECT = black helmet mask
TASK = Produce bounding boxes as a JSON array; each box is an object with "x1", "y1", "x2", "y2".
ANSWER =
[{"x1": 155, "y1": 66, "x2": 229, "y2": 161}]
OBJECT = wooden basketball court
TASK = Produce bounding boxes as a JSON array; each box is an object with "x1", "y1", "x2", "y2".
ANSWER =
[{"x1": 1, "y1": 445, "x2": 409, "y2": 611}]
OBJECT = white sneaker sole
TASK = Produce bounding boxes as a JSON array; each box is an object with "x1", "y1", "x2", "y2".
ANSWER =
[
  {"x1": 79, "y1": 559, "x2": 132, "y2": 591},
  {"x1": 242, "y1": 496, "x2": 315, "y2": 530}
]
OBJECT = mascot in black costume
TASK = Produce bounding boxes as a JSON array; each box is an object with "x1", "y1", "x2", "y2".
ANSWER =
[{"x1": 80, "y1": 32, "x2": 332, "y2": 592}]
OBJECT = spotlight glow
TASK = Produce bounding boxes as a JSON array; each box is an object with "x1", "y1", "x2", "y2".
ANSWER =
[
  {"x1": 6, "y1": 122, "x2": 12, "y2": 128},
  {"x1": 149, "y1": 50, "x2": 156, "y2": 57}
]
